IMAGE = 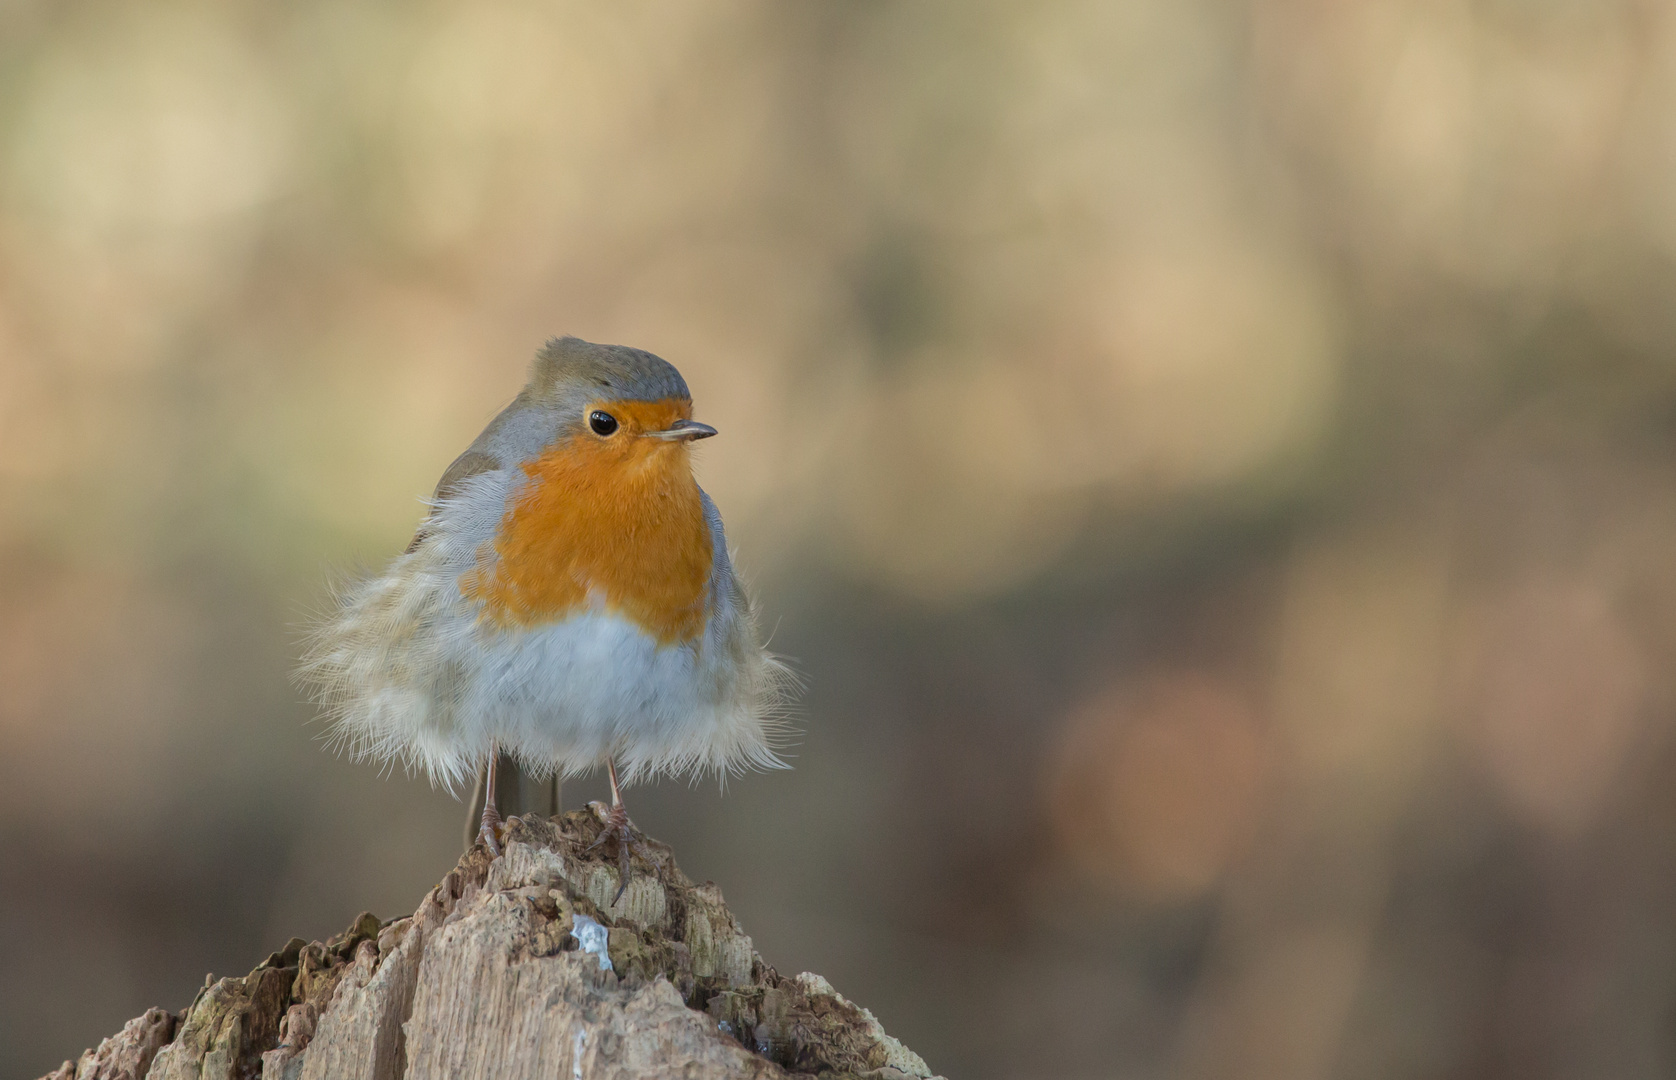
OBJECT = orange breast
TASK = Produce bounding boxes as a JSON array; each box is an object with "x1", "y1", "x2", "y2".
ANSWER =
[{"x1": 460, "y1": 398, "x2": 713, "y2": 645}]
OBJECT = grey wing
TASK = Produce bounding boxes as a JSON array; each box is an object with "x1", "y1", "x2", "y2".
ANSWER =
[
  {"x1": 406, "y1": 448, "x2": 499, "y2": 553},
  {"x1": 404, "y1": 392, "x2": 563, "y2": 553},
  {"x1": 699, "y1": 489, "x2": 750, "y2": 612}
]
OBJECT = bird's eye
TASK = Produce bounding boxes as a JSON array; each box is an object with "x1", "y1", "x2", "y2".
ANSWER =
[{"x1": 588, "y1": 410, "x2": 619, "y2": 436}]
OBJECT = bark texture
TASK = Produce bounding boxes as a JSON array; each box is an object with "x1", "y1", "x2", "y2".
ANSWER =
[{"x1": 38, "y1": 810, "x2": 941, "y2": 1080}]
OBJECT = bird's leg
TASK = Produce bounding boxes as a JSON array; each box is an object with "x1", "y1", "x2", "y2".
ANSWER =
[
  {"x1": 477, "y1": 742, "x2": 504, "y2": 857},
  {"x1": 466, "y1": 754, "x2": 563, "y2": 851},
  {"x1": 607, "y1": 756, "x2": 625, "y2": 813},
  {"x1": 587, "y1": 759, "x2": 661, "y2": 904}
]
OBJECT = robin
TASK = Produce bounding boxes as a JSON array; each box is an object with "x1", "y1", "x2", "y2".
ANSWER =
[{"x1": 300, "y1": 336, "x2": 792, "y2": 888}]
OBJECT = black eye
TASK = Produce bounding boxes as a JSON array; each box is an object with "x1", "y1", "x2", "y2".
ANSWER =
[{"x1": 588, "y1": 410, "x2": 619, "y2": 436}]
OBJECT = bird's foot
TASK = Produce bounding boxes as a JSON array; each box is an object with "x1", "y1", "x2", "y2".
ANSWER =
[
  {"x1": 586, "y1": 800, "x2": 662, "y2": 904},
  {"x1": 478, "y1": 800, "x2": 504, "y2": 858}
]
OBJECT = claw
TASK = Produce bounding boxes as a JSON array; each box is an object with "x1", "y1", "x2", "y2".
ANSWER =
[
  {"x1": 587, "y1": 800, "x2": 661, "y2": 905},
  {"x1": 478, "y1": 801, "x2": 503, "y2": 858},
  {"x1": 472, "y1": 744, "x2": 507, "y2": 858}
]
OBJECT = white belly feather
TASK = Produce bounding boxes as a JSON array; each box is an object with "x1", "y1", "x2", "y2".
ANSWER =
[{"x1": 299, "y1": 468, "x2": 790, "y2": 789}]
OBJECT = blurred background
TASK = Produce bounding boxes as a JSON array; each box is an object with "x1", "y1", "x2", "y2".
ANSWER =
[{"x1": 5, "y1": 1, "x2": 1676, "y2": 1077}]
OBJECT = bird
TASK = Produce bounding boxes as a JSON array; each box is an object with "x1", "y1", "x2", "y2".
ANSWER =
[{"x1": 299, "y1": 336, "x2": 793, "y2": 886}]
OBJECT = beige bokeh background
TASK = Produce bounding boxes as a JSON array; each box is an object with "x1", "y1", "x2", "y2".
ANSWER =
[{"x1": 7, "y1": 2, "x2": 1676, "y2": 1078}]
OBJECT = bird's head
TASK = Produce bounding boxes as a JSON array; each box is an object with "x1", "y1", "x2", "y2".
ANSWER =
[{"x1": 526, "y1": 336, "x2": 716, "y2": 474}]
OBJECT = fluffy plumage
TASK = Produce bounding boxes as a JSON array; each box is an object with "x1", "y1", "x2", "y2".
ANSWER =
[{"x1": 298, "y1": 337, "x2": 794, "y2": 790}]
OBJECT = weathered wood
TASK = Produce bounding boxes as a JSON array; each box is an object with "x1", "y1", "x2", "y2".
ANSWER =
[
  {"x1": 40, "y1": 1007, "x2": 177, "y2": 1080},
  {"x1": 39, "y1": 811, "x2": 942, "y2": 1080}
]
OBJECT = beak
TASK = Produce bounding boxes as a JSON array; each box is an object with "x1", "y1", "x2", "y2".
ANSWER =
[{"x1": 644, "y1": 418, "x2": 718, "y2": 442}]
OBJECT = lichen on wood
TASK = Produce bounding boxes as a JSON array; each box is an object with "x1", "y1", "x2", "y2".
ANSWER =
[{"x1": 38, "y1": 810, "x2": 942, "y2": 1080}]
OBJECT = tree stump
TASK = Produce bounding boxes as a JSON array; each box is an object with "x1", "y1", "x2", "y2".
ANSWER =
[{"x1": 39, "y1": 810, "x2": 942, "y2": 1080}]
